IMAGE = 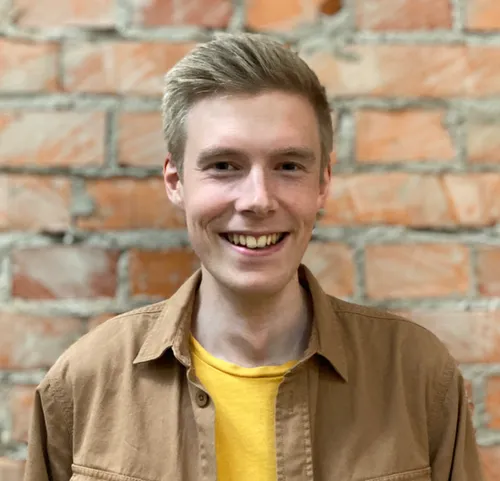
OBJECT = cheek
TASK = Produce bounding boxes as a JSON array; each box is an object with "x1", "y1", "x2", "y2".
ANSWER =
[{"x1": 184, "y1": 187, "x2": 232, "y2": 227}]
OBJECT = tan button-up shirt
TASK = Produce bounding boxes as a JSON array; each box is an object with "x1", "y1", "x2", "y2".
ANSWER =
[{"x1": 24, "y1": 266, "x2": 484, "y2": 481}]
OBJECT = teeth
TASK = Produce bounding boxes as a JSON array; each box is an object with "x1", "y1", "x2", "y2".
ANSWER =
[
  {"x1": 257, "y1": 236, "x2": 267, "y2": 248},
  {"x1": 226, "y1": 233, "x2": 284, "y2": 249}
]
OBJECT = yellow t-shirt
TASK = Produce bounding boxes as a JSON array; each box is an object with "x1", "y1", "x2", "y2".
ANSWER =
[{"x1": 190, "y1": 336, "x2": 297, "y2": 481}]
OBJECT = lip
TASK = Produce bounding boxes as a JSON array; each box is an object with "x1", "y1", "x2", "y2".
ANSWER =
[{"x1": 220, "y1": 233, "x2": 288, "y2": 257}]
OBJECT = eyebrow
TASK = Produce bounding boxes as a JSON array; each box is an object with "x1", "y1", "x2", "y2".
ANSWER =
[
  {"x1": 197, "y1": 146, "x2": 316, "y2": 164},
  {"x1": 197, "y1": 147, "x2": 246, "y2": 164}
]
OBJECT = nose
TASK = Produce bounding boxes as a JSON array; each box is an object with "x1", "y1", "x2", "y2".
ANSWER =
[{"x1": 235, "y1": 167, "x2": 277, "y2": 216}]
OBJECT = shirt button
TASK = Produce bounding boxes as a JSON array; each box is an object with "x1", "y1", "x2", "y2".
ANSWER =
[{"x1": 196, "y1": 390, "x2": 209, "y2": 408}]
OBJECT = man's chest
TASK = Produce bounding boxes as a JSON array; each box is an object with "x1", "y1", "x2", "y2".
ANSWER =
[{"x1": 68, "y1": 362, "x2": 432, "y2": 481}]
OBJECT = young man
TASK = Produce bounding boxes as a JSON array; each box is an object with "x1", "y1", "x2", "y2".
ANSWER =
[{"x1": 25, "y1": 34, "x2": 483, "y2": 481}]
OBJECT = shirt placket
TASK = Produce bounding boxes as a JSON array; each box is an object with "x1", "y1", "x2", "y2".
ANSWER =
[
  {"x1": 275, "y1": 364, "x2": 315, "y2": 481},
  {"x1": 187, "y1": 370, "x2": 217, "y2": 481}
]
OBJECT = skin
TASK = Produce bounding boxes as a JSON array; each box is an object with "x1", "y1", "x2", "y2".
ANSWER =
[{"x1": 164, "y1": 90, "x2": 331, "y2": 367}]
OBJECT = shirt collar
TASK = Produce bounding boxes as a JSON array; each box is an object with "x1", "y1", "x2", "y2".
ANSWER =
[{"x1": 133, "y1": 265, "x2": 348, "y2": 382}]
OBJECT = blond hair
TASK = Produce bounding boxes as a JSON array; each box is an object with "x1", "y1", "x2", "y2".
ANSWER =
[{"x1": 162, "y1": 33, "x2": 333, "y2": 176}]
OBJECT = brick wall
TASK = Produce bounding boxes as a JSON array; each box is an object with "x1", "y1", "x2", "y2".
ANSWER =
[{"x1": 1, "y1": 0, "x2": 500, "y2": 479}]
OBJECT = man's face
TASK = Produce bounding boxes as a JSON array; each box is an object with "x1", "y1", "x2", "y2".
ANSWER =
[{"x1": 164, "y1": 91, "x2": 331, "y2": 296}]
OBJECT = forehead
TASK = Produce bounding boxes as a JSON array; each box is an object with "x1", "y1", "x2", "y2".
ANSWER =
[{"x1": 184, "y1": 91, "x2": 321, "y2": 154}]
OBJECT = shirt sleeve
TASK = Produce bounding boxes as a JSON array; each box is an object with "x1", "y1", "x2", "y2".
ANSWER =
[
  {"x1": 23, "y1": 379, "x2": 73, "y2": 481},
  {"x1": 430, "y1": 357, "x2": 485, "y2": 480}
]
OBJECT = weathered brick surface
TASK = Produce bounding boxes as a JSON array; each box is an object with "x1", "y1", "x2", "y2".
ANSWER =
[
  {"x1": 10, "y1": 385, "x2": 36, "y2": 443},
  {"x1": 365, "y1": 244, "x2": 470, "y2": 300},
  {"x1": 406, "y1": 311, "x2": 500, "y2": 363},
  {"x1": 0, "y1": 312, "x2": 83, "y2": 369},
  {"x1": 322, "y1": 174, "x2": 500, "y2": 227},
  {"x1": 355, "y1": 0, "x2": 452, "y2": 31},
  {"x1": 303, "y1": 45, "x2": 500, "y2": 98},
  {"x1": 246, "y1": 0, "x2": 324, "y2": 31},
  {"x1": 0, "y1": 175, "x2": 72, "y2": 232},
  {"x1": 13, "y1": 0, "x2": 115, "y2": 27},
  {"x1": 477, "y1": 247, "x2": 500, "y2": 296},
  {"x1": 355, "y1": 110, "x2": 454, "y2": 163},
  {"x1": 480, "y1": 446, "x2": 500, "y2": 481},
  {"x1": 63, "y1": 42, "x2": 195, "y2": 95},
  {"x1": 2, "y1": 0, "x2": 500, "y2": 475},
  {"x1": 0, "y1": 112, "x2": 106, "y2": 167},
  {"x1": 0, "y1": 40, "x2": 58, "y2": 92},
  {"x1": 12, "y1": 247, "x2": 119, "y2": 299},
  {"x1": 118, "y1": 112, "x2": 164, "y2": 167},
  {"x1": 131, "y1": 0, "x2": 233, "y2": 28},
  {"x1": 467, "y1": 0, "x2": 500, "y2": 31},
  {"x1": 0, "y1": 458, "x2": 25, "y2": 481},
  {"x1": 77, "y1": 178, "x2": 185, "y2": 230},
  {"x1": 486, "y1": 376, "x2": 500, "y2": 429},
  {"x1": 467, "y1": 117, "x2": 500, "y2": 163},
  {"x1": 129, "y1": 249, "x2": 200, "y2": 298},
  {"x1": 302, "y1": 242, "x2": 355, "y2": 298}
]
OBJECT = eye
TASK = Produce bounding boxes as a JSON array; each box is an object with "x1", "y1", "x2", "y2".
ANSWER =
[
  {"x1": 212, "y1": 161, "x2": 237, "y2": 171},
  {"x1": 279, "y1": 162, "x2": 302, "y2": 171}
]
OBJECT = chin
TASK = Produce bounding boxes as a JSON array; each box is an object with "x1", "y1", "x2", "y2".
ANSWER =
[{"x1": 219, "y1": 268, "x2": 296, "y2": 297}]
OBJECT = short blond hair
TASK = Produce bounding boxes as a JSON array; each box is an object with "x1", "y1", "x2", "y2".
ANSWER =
[{"x1": 162, "y1": 33, "x2": 333, "y2": 176}]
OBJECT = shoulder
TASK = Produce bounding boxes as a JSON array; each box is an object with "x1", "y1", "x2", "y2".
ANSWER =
[
  {"x1": 40, "y1": 300, "x2": 168, "y2": 391},
  {"x1": 329, "y1": 296, "x2": 456, "y2": 378}
]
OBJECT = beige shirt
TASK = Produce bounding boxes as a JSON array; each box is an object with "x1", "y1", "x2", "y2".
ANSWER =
[{"x1": 24, "y1": 266, "x2": 484, "y2": 481}]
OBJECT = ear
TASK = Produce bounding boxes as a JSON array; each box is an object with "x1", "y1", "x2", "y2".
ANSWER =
[
  {"x1": 163, "y1": 154, "x2": 184, "y2": 210},
  {"x1": 317, "y1": 162, "x2": 332, "y2": 211}
]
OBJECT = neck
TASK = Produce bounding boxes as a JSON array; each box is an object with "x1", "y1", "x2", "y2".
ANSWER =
[{"x1": 191, "y1": 267, "x2": 311, "y2": 367}]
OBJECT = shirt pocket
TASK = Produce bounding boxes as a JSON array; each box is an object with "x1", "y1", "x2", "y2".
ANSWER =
[
  {"x1": 71, "y1": 464, "x2": 154, "y2": 481},
  {"x1": 365, "y1": 466, "x2": 431, "y2": 481}
]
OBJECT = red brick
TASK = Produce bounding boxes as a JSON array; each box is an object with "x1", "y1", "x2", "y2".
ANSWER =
[
  {"x1": 467, "y1": 118, "x2": 500, "y2": 163},
  {"x1": 321, "y1": 174, "x2": 453, "y2": 227},
  {"x1": 0, "y1": 175, "x2": 71, "y2": 232},
  {"x1": 12, "y1": 247, "x2": 119, "y2": 299},
  {"x1": 0, "y1": 458, "x2": 25, "y2": 481},
  {"x1": 0, "y1": 40, "x2": 58, "y2": 92},
  {"x1": 87, "y1": 312, "x2": 118, "y2": 331},
  {"x1": 77, "y1": 178, "x2": 185, "y2": 230},
  {"x1": 118, "y1": 112, "x2": 164, "y2": 167},
  {"x1": 246, "y1": 0, "x2": 323, "y2": 30},
  {"x1": 321, "y1": 173, "x2": 500, "y2": 228},
  {"x1": 442, "y1": 174, "x2": 500, "y2": 227},
  {"x1": 0, "y1": 312, "x2": 83, "y2": 369},
  {"x1": 303, "y1": 45, "x2": 500, "y2": 98},
  {"x1": 129, "y1": 249, "x2": 199, "y2": 298},
  {"x1": 13, "y1": 0, "x2": 115, "y2": 27},
  {"x1": 467, "y1": 0, "x2": 500, "y2": 31},
  {"x1": 302, "y1": 242, "x2": 355, "y2": 297},
  {"x1": 355, "y1": 0, "x2": 452, "y2": 31},
  {"x1": 406, "y1": 311, "x2": 500, "y2": 363},
  {"x1": 10, "y1": 385, "x2": 36, "y2": 443},
  {"x1": 63, "y1": 42, "x2": 195, "y2": 95},
  {"x1": 486, "y1": 376, "x2": 500, "y2": 429},
  {"x1": 365, "y1": 244, "x2": 469, "y2": 300},
  {"x1": 356, "y1": 110, "x2": 454, "y2": 163},
  {"x1": 481, "y1": 446, "x2": 500, "y2": 481},
  {"x1": 477, "y1": 247, "x2": 500, "y2": 296},
  {"x1": 132, "y1": 0, "x2": 232, "y2": 28},
  {"x1": 0, "y1": 112, "x2": 105, "y2": 167}
]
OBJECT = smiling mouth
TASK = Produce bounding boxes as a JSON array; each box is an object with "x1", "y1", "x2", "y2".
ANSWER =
[{"x1": 221, "y1": 233, "x2": 288, "y2": 249}]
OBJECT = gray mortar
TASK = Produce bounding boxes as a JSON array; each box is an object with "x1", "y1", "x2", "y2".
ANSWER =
[
  {"x1": 0, "y1": 252, "x2": 11, "y2": 302},
  {"x1": 116, "y1": 250, "x2": 130, "y2": 305}
]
